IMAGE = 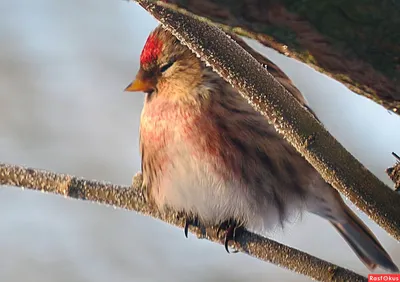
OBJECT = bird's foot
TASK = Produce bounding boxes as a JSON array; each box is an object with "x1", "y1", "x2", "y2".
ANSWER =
[
  {"x1": 184, "y1": 216, "x2": 201, "y2": 238},
  {"x1": 217, "y1": 220, "x2": 244, "y2": 253}
]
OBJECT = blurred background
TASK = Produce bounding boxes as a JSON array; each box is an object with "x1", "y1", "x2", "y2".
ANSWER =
[{"x1": 0, "y1": 0, "x2": 399, "y2": 281}]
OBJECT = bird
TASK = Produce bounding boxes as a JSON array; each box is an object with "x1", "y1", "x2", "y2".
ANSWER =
[{"x1": 125, "y1": 24, "x2": 398, "y2": 272}]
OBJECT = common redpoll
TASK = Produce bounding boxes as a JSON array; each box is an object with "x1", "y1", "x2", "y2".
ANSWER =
[{"x1": 125, "y1": 25, "x2": 398, "y2": 272}]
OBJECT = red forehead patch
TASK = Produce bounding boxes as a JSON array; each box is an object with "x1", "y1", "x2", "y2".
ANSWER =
[{"x1": 140, "y1": 33, "x2": 163, "y2": 65}]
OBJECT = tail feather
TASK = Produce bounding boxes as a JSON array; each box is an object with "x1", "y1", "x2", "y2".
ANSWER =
[{"x1": 331, "y1": 206, "x2": 399, "y2": 272}]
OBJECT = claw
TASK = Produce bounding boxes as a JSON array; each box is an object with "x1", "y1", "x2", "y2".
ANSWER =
[
  {"x1": 184, "y1": 220, "x2": 190, "y2": 238},
  {"x1": 217, "y1": 220, "x2": 241, "y2": 253},
  {"x1": 184, "y1": 216, "x2": 200, "y2": 238},
  {"x1": 224, "y1": 224, "x2": 236, "y2": 253}
]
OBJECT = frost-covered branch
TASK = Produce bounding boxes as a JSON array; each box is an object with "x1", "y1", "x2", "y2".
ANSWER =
[
  {"x1": 133, "y1": 0, "x2": 400, "y2": 240},
  {"x1": 0, "y1": 162, "x2": 366, "y2": 281}
]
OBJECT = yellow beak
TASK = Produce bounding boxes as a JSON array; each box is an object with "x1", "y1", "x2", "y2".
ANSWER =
[{"x1": 124, "y1": 78, "x2": 153, "y2": 93}]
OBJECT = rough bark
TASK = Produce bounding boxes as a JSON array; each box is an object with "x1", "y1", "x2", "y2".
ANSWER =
[{"x1": 164, "y1": 0, "x2": 400, "y2": 114}]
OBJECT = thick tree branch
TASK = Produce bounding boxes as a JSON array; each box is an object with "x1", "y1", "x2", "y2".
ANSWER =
[
  {"x1": 0, "y1": 162, "x2": 367, "y2": 281},
  {"x1": 134, "y1": 0, "x2": 400, "y2": 239},
  {"x1": 164, "y1": 0, "x2": 400, "y2": 114}
]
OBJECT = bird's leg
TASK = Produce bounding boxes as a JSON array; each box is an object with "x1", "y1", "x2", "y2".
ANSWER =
[{"x1": 217, "y1": 219, "x2": 244, "y2": 253}]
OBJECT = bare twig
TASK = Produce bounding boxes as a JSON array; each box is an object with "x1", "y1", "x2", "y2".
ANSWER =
[
  {"x1": 132, "y1": 0, "x2": 400, "y2": 240},
  {"x1": 0, "y1": 162, "x2": 366, "y2": 281}
]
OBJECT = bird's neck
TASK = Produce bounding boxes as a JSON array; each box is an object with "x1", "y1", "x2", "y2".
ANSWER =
[{"x1": 142, "y1": 94, "x2": 203, "y2": 123}]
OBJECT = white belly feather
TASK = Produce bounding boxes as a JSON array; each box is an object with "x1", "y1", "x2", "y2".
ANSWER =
[{"x1": 152, "y1": 142, "x2": 284, "y2": 234}]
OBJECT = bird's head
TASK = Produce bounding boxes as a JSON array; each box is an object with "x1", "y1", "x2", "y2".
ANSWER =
[{"x1": 125, "y1": 25, "x2": 203, "y2": 102}]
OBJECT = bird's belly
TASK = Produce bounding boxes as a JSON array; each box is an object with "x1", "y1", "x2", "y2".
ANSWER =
[{"x1": 152, "y1": 144, "x2": 283, "y2": 233}]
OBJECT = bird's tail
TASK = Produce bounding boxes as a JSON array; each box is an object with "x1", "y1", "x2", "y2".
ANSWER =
[{"x1": 330, "y1": 203, "x2": 398, "y2": 272}]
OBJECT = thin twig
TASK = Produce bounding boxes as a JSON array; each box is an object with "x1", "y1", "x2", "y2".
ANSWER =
[
  {"x1": 0, "y1": 162, "x2": 366, "y2": 281},
  {"x1": 132, "y1": 0, "x2": 400, "y2": 240}
]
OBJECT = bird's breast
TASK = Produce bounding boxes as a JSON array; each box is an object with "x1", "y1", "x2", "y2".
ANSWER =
[
  {"x1": 140, "y1": 100, "x2": 200, "y2": 150},
  {"x1": 140, "y1": 98, "x2": 234, "y2": 183}
]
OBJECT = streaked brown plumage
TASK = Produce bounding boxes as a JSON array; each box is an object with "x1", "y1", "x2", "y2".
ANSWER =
[{"x1": 125, "y1": 25, "x2": 398, "y2": 272}]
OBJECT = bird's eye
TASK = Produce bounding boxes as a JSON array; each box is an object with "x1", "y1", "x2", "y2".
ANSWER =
[{"x1": 160, "y1": 62, "x2": 174, "y2": 73}]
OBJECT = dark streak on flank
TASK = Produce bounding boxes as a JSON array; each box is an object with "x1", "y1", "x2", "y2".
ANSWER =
[
  {"x1": 257, "y1": 149, "x2": 278, "y2": 176},
  {"x1": 254, "y1": 174, "x2": 263, "y2": 188},
  {"x1": 213, "y1": 115, "x2": 231, "y2": 169},
  {"x1": 283, "y1": 158, "x2": 296, "y2": 176},
  {"x1": 220, "y1": 100, "x2": 252, "y2": 115},
  {"x1": 230, "y1": 137, "x2": 249, "y2": 157},
  {"x1": 214, "y1": 115, "x2": 229, "y2": 133},
  {"x1": 272, "y1": 188, "x2": 285, "y2": 226},
  {"x1": 282, "y1": 158, "x2": 307, "y2": 197},
  {"x1": 294, "y1": 183, "x2": 307, "y2": 199},
  {"x1": 240, "y1": 162, "x2": 250, "y2": 185}
]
